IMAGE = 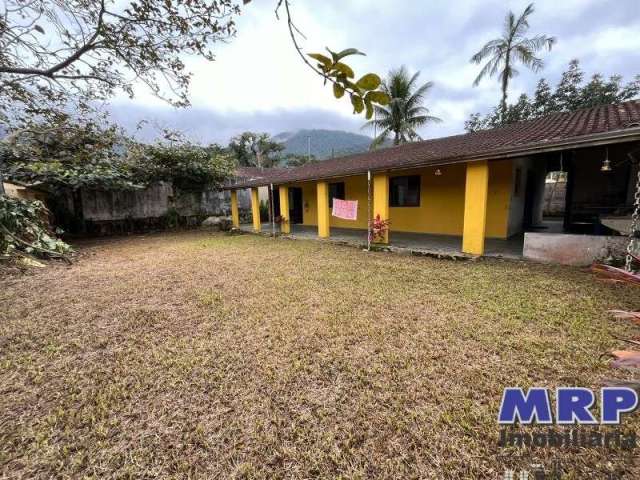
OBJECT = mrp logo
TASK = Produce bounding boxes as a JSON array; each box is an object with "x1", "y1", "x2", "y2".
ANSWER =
[{"x1": 498, "y1": 387, "x2": 639, "y2": 425}]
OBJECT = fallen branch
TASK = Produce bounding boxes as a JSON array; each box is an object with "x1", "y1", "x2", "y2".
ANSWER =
[
  {"x1": 612, "y1": 336, "x2": 640, "y2": 347},
  {"x1": 0, "y1": 223, "x2": 72, "y2": 264},
  {"x1": 591, "y1": 263, "x2": 640, "y2": 285}
]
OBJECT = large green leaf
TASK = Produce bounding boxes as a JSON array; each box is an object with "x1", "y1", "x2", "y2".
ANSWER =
[
  {"x1": 351, "y1": 94, "x2": 364, "y2": 114},
  {"x1": 340, "y1": 78, "x2": 358, "y2": 92},
  {"x1": 333, "y1": 83, "x2": 345, "y2": 99},
  {"x1": 364, "y1": 98, "x2": 374, "y2": 119},
  {"x1": 331, "y1": 62, "x2": 355, "y2": 79},
  {"x1": 365, "y1": 91, "x2": 391, "y2": 106},
  {"x1": 326, "y1": 48, "x2": 338, "y2": 64},
  {"x1": 334, "y1": 48, "x2": 365, "y2": 60},
  {"x1": 356, "y1": 73, "x2": 381, "y2": 91},
  {"x1": 307, "y1": 53, "x2": 332, "y2": 69}
]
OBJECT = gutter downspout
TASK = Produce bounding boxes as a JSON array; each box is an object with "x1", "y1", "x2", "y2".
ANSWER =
[{"x1": 269, "y1": 183, "x2": 275, "y2": 238}]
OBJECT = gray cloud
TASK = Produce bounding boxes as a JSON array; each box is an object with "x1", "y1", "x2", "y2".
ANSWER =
[
  {"x1": 108, "y1": 103, "x2": 366, "y2": 144},
  {"x1": 110, "y1": 0, "x2": 640, "y2": 144}
]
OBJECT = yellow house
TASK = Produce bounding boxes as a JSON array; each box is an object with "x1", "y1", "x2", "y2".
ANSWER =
[{"x1": 226, "y1": 100, "x2": 640, "y2": 260}]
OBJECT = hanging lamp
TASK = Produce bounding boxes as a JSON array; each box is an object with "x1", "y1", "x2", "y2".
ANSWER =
[{"x1": 601, "y1": 147, "x2": 612, "y2": 172}]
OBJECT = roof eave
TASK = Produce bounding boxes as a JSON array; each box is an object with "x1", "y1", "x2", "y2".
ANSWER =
[{"x1": 224, "y1": 127, "x2": 640, "y2": 189}]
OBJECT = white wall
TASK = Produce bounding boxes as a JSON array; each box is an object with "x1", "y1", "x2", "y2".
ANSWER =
[
  {"x1": 507, "y1": 158, "x2": 526, "y2": 237},
  {"x1": 506, "y1": 156, "x2": 547, "y2": 236},
  {"x1": 524, "y1": 232, "x2": 628, "y2": 266}
]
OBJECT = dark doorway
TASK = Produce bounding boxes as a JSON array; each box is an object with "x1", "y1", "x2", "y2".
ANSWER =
[
  {"x1": 273, "y1": 187, "x2": 281, "y2": 218},
  {"x1": 523, "y1": 170, "x2": 537, "y2": 229},
  {"x1": 289, "y1": 187, "x2": 303, "y2": 224}
]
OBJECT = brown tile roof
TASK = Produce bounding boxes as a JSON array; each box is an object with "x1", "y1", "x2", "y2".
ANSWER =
[
  {"x1": 233, "y1": 166, "x2": 286, "y2": 180},
  {"x1": 227, "y1": 100, "x2": 640, "y2": 189}
]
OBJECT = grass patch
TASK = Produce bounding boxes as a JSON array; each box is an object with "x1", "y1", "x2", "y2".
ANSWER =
[{"x1": 1, "y1": 231, "x2": 638, "y2": 478}]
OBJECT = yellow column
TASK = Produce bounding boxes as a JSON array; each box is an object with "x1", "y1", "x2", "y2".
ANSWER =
[
  {"x1": 278, "y1": 185, "x2": 290, "y2": 234},
  {"x1": 462, "y1": 160, "x2": 489, "y2": 255},
  {"x1": 316, "y1": 181, "x2": 330, "y2": 238},
  {"x1": 251, "y1": 187, "x2": 261, "y2": 232},
  {"x1": 373, "y1": 173, "x2": 390, "y2": 243},
  {"x1": 230, "y1": 190, "x2": 240, "y2": 228}
]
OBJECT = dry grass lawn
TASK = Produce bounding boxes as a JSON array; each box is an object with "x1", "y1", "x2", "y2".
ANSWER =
[{"x1": 1, "y1": 231, "x2": 639, "y2": 479}]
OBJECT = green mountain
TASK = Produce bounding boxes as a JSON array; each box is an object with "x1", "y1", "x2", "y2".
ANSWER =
[{"x1": 273, "y1": 129, "x2": 375, "y2": 160}]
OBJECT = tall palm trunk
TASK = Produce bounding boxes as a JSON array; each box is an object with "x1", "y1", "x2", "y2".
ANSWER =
[
  {"x1": 500, "y1": 76, "x2": 509, "y2": 120},
  {"x1": 500, "y1": 50, "x2": 511, "y2": 121}
]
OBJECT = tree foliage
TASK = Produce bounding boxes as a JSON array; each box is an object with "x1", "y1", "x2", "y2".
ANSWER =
[
  {"x1": 2, "y1": 120, "x2": 136, "y2": 191},
  {"x1": 362, "y1": 66, "x2": 441, "y2": 148},
  {"x1": 129, "y1": 143, "x2": 235, "y2": 191},
  {"x1": 228, "y1": 132, "x2": 284, "y2": 169},
  {"x1": 470, "y1": 2, "x2": 555, "y2": 117},
  {"x1": 465, "y1": 60, "x2": 640, "y2": 132},
  {"x1": 1, "y1": 120, "x2": 235, "y2": 192},
  {"x1": 307, "y1": 48, "x2": 391, "y2": 118},
  {"x1": 0, "y1": 0, "x2": 241, "y2": 123}
]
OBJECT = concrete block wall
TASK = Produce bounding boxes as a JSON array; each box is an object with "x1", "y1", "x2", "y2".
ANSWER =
[
  {"x1": 80, "y1": 183, "x2": 251, "y2": 222},
  {"x1": 523, "y1": 232, "x2": 629, "y2": 266}
]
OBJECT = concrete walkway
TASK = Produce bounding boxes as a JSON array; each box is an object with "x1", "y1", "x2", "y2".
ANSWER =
[{"x1": 240, "y1": 223, "x2": 524, "y2": 259}]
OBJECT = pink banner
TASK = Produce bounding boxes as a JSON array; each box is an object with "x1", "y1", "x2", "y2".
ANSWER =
[{"x1": 332, "y1": 198, "x2": 358, "y2": 220}]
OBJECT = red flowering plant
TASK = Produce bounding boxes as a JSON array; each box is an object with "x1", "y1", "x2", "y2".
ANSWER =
[
  {"x1": 274, "y1": 215, "x2": 289, "y2": 226},
  {"x1": 369, "y1": 214, "x2": 390, "y2": 242}
]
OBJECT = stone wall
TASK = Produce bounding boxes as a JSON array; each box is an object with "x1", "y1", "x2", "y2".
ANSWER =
[
  {"x1": 81, "y1": 183, "x2": 173, "y2": 221},
  {"x1": 76, "y1": 183, "x2": 251, "y2": 234}
]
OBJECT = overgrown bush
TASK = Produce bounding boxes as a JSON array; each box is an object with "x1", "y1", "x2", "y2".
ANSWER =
[
  {"x1": 128, "y1": 143, "x2": 235, "y2": 191},
  {"x1": 2, "y1": 122, "x2": 235, "y2": 193},
  {"x1": 0, "y1": 196, "x2": 72, "y2": 260}
]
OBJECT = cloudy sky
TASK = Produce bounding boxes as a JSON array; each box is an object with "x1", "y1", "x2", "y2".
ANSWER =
[{"x1": 109, "y1": 0, "x2": 640, "y2": 144}]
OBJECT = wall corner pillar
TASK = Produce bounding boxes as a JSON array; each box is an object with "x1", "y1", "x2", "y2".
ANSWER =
[
  {"x1": 230, "y1": 190, "x2": 240, "y2": 228},
  {"x1": 462, "y1": 160, "x2": 489, "y2": 255},
  {"x1": 278, "y1": 185, "x2": 290, "y2": 234},
  {"x1": 373, "y1": 173, "x2": 390, "y2": 244},
  {"x1": 250, "y1": 187, "x2": 261, "y2": 232},
  {"x1": 316, "y1": 181, "x2": 330, "y2": 238}
]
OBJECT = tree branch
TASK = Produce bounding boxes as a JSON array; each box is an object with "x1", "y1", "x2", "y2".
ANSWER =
[
  {"x1": 0, "y1": 0, "x2": 106, "y2": 78},
  {"x1": 276, "y1": 0, "x2": 361, "y2": 100}
]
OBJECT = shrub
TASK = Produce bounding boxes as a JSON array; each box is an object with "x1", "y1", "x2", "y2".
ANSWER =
[
  {"x1": 0, "y1": 196, "x2": 72, "y2": 260},
  {"x1": 370, "y1": 214, "x2": 390, "y2": 242}
]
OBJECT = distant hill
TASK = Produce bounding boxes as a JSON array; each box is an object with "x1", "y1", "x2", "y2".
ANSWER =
[{"x1": 274, "y1": 129, "x2": 376, "y2": 160}]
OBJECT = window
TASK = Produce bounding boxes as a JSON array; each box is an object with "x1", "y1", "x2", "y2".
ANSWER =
[
  {"x1": 329, "y1": 182, "x2": 345, "y2": 208},
  {"x1": 390, "y1": 175, "x2": 420, "y2": 207}
]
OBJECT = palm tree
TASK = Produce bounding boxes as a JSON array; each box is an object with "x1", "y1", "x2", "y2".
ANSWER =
[
  {"x1": 470, "y1": 3, "x2": 555, "y2": 118},
  {"x1": 363, "y1": 66, "x2": 441, "y2": 148}
]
